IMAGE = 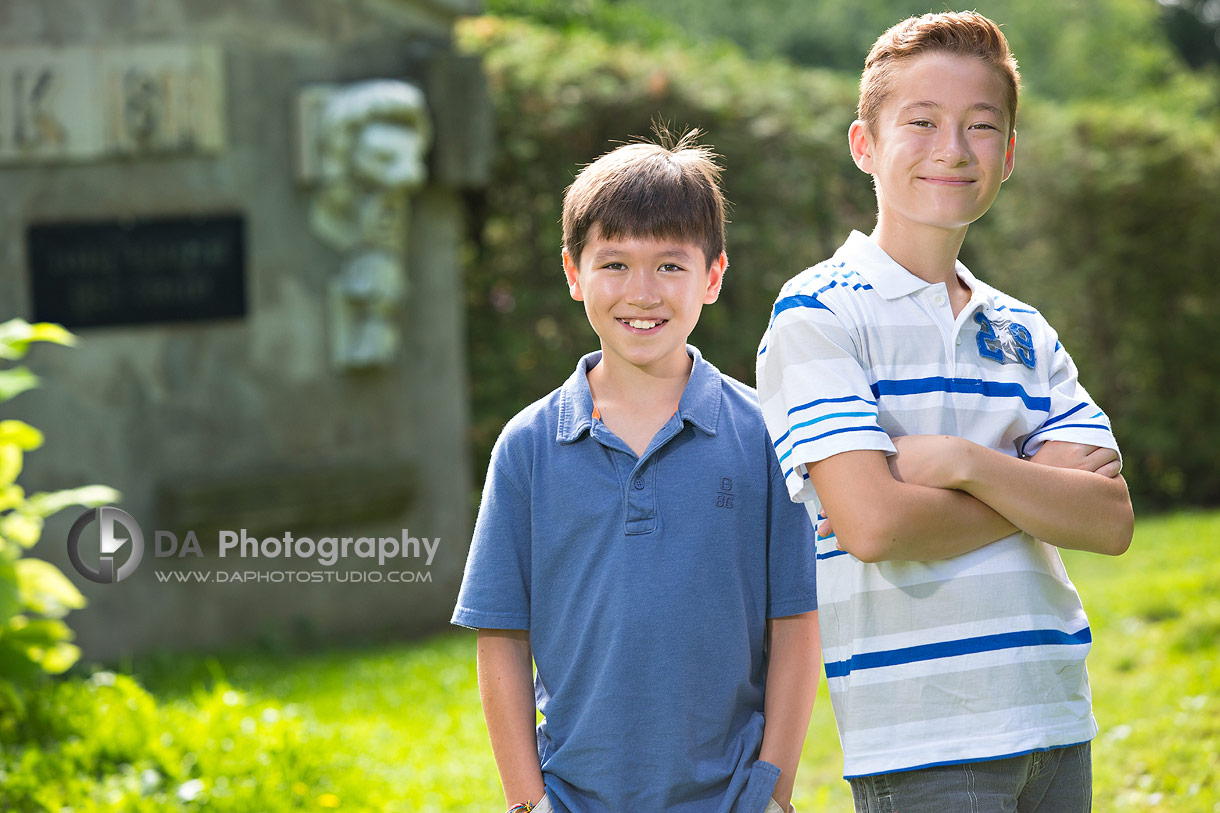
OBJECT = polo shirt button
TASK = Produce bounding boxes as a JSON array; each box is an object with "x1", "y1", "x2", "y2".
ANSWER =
[
  {"x1": 934, "y1": 294, "x2": 947, "y2": 306},
  {"x1": 956, "y1": 336, "x2": 962, "y2": 346},
  {"x1": 633, "y1": 477, "x2": 645, "y2": 490}
]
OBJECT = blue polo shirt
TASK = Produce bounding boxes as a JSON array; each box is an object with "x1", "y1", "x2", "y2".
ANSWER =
[{"x1": 452, "y1": 346, "x2": 818, "y2": 813}]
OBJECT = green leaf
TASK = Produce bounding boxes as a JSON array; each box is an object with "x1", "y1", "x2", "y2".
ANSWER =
[
  {"x1": 0, "y1": 483, "x2": 24, "y2": 512},
  {"x1": 34, "y1": 640, "x2": 80, "y2": 674},
  {"x1": 0, "y1": 367, "x2": 40, "y2": 402},
  {"x1": 0, "y1": 445, "x2": 21, "y2": 488},
  {"x1": 0, "y1": 319, "x2": 76, "y2": 361},
  {"x1": 16, "y1": 558, "x2": 86, "y2": 619},
  {"x1": 4, "y1": 615, "x2": 72, "y2": 646},
  {"x1": 0, "y1": 513, "x2": 42, "y2": 548},
  {"x1": 0, "y1": 559, "x2": 19, "y2": 621},
  {"x1": 23, "y1": 486, "x2": 122, "y2": 518},
  {"x1": 0, "y1": 421, "x2": 43, "y2": 451}
]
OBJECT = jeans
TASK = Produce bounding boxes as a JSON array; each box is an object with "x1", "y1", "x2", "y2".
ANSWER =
[{"x1": 849, "y1": 742, "x2": 1092, "y2": 812}]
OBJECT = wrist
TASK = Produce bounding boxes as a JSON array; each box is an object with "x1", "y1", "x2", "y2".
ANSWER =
[{"x1": 944, "y1": 435, "x2": 979, "y2": 492}]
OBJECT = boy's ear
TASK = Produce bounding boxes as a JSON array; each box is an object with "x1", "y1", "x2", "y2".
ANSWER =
[
  {"x1": 562, "y1": 249, "x2": 584, "y2": 301},
  {"x1": 1002, "y1": 130, "x2": 1017, "y2": 182},
  {"x1": 848, "y1": 120, "x2": 875, "y2": 174},
  {"x1": 703, "y1": 251, "x2": 727, "y2": 305}
]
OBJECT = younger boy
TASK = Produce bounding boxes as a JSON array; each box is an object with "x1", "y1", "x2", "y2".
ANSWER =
[
  {"x1": 453, "y1": 131, "x2": 820, "y2": 813},
  {"x1": 756, "y1": 12, "x2": 1134, "y2": 811}
]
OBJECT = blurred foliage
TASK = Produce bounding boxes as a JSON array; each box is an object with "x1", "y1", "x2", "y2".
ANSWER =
[
  {"x1": 487, "y1": 0, "x2": 1220, "y2": 115},
  {"x1": 1160, "y1": 0, "x2": 1220, "y2": 68},
  {"x1": 0, "y1": 670, "x2": 338, "y2": 811},
  {"x1": 460, "y1": 15, "x2": 1220, "y2": 509},
  {"x1": 0, "y1": 320, "x2": 118, "y2": 683}
]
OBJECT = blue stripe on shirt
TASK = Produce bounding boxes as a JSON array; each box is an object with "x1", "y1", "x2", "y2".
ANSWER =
[
  {"x1": 1038, "y1": 402, "x2": 1091, "y2": 429},
  {"x1": 773, "y1": 293, "x2": 832, "y2": 318},
  {"x1": 1020, "y1": 421, "x2": 1114, "y2": 456},
  {"x1": 870, "y1": 377, "x2": 1050, "y2": 412},
  {"x1": 772, "y1": 411, "x2": 876, "y2": 451},
  {"x1": 778, "y1": 424, "x2": 889, "y2": 466},
  {"x1": 824, "y1": 627, "x2": 1093, "y2": 679}
]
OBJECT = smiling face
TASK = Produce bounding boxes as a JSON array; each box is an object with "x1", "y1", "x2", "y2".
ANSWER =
[
  {"x1": 563, "y1": 225, "x2": 725, "y2": 379},
  {"x1": 850, "y1": 52, "x2": 1016, "y2": 243}
]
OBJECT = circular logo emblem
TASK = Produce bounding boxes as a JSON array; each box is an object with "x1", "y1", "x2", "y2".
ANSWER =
[{"x1": 67, "y1": 506, "x2": 144, "y2": 583}]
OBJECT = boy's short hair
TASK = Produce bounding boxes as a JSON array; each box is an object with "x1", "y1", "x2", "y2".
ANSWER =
[
  {"x1": 561, "y1": 128, "x2": 727, "y2": 268},
  {"x1": 859, "y1": 11, "x2": 1021, "y2": 136}
]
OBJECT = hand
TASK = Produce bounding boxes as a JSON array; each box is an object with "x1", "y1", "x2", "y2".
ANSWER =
[{"x1": 1029, "y1": 441, "x2": 1121, "y2": 478}]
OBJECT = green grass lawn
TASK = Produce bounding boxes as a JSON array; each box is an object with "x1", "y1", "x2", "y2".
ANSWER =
[{"x1": 11, "y1": 509, "x2": 1218, "y2": 811}]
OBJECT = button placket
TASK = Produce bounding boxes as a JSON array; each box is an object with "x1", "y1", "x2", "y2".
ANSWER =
[{"x1": 624, "y1": 460, "x2": 657, "y2": 535}]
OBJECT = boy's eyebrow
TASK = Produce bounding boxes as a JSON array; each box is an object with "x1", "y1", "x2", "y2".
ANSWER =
[
  {"x1": 899, "y1": 100, "x2": 1006, "y2": 119},
  {"x1": 589, "y1": 243, "x2": 701, "y2": 263}
]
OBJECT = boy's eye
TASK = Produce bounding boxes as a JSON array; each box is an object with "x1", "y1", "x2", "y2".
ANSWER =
[
  {"x1": 909, "y1": 119, "x2": 934, "y2": 128},
  {"x1": 602, "y1": 261, "x2": 627, "y2": 270},
  {"x1": 970, "y1": 122, "x2": 1000, "y2": 131},
  {"x1": 659, "y1": 263, "x2": 684, "y2": 273}
]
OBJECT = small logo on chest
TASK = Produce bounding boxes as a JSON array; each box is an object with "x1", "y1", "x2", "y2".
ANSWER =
[
  {"x1": 974, "y1": 312, "x2": 1036, "y2": 369},
  {"x1": 715, "y1": 477, "x2": 735, "y2": 509}
]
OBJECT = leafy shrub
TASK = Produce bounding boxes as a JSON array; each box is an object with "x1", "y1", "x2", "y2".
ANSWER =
[
  {"x1": 0, "y1": 320, "x2": 118, "y2": 682},
  {"x1": 0, "y1": 670, "x2": 336, "y2": 811}
]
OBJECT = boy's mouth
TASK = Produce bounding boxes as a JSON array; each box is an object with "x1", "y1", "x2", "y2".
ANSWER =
[
  {"x1": 617, "y1": 318, "x2": 668, "y2": 332},
  {"x1": 920, "y1": 175, "x2": 974, "y2": 185}
]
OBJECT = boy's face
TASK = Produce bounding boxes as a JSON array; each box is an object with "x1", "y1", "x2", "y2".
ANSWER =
[
  {"x1": 563, "y1": 225, "x2": 725, "y2": 378},
  {"x1": 849, "y1": 52, "x2": 1016, "y2": 237}
]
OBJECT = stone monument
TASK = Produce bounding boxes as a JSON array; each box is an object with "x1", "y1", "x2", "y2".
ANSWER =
[{"x1": 0, "y1": 0, "x2": 491, "y2": 660}]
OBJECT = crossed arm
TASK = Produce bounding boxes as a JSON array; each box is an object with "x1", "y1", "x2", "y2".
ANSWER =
[{"x1": 811, "y1": 439, "x2": 1134, "y2": 562}]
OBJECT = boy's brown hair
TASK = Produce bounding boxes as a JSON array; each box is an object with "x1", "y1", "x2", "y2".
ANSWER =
[
  {"x1": 859, "y1": 11, "x2": 1021, "y2": 136},
  {"x1": 561, "y1": 128, "x2": 727, "y2": 268}
]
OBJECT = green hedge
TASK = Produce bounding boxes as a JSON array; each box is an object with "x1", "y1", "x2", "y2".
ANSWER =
[{"x1": 460, "y1": 16, "x2": 1220, "y2": 509}]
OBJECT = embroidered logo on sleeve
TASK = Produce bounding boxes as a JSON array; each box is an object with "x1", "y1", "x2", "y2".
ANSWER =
[{"x1": 974, "y1": 312, "x2": 1036, "y2": 369}]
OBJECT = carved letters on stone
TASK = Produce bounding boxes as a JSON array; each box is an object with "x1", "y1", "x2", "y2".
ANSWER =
[{"x1": 0, "y1": 44, "x2": 225, "y2": 164}]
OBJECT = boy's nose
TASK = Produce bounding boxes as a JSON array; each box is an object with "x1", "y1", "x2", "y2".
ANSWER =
[
  {"x1": 625, "y1": 270, "x2": 661, "y2": 307},
  {"x1": 933, "y1": 128, "x2": 970, "y2": 165}
]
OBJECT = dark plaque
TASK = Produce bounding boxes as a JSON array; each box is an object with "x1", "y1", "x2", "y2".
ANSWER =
[{"x1": 27, "y1": 216, "x2": 246, "y2": 328}]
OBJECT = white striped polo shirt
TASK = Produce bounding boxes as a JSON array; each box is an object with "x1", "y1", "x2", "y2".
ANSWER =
[{"x1": 756, "y1": 231, "x2": 1120, "y2": 778}]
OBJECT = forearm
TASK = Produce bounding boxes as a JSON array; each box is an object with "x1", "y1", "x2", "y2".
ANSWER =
[
  {"x1": 758, "y1": 612, "x2": 821, "y2": 811},
  {"x1": 952, "y1": 440, "x2": 1134, "y2": 554},
  {"x1": 813, "y1": 451, "x2": 1016, "y2": 563},
  {"x1": 476, "y1": 629, "x2": 546, "y2": 807}
]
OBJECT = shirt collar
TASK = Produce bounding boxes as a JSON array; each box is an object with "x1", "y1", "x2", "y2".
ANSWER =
[
  {"x1": 836, "y1": 230, "x2": 995, "y2": 309},
  {"x1": 556, "y1": 345, "x2": 722, "y2": 444}
]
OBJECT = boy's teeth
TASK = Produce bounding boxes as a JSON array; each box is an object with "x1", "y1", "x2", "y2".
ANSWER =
[{"x1": 627, "y1": 319, "x2": 660, "y2": 329}]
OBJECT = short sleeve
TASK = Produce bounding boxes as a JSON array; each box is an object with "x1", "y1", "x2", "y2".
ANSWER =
[
  {"x1": 756, "y1": 292, "x2": 895, "y2": 502},
  {"x1": 764, "y1": 435, "x2": 818, "y2": 619},
  {"x1": 1018, "y1": 333, "x2": 1120, "y2": 464},
  {"x1": 450, "y1": 428, "x2": 533, "y2": 631}
]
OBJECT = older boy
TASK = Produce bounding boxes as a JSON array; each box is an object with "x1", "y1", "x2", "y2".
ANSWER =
[
  {"x1": 756, "y1": 12, "x2": 1134, "y2": 812},
  {"x1": 454, "y1": 131, "x2": 820, "y2": 813}
]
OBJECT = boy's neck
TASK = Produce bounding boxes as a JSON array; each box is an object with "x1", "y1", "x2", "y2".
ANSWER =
[
  {"x1": 871, "y1": 219, "x2": 974, "y2": 315},
  {"x1": 587, "y1": 347, "x2": 692, "y2": 414}
]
